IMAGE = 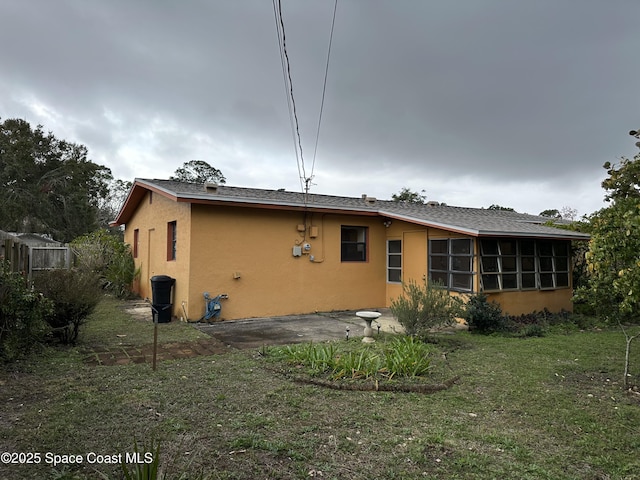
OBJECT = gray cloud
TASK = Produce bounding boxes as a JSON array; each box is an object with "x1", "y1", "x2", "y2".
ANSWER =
[{"x1": 1, "y1": 0, "x2": 638, "y2": 217}]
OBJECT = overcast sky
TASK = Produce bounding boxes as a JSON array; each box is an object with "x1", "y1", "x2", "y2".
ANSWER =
[{"x1": 1, "y1": 0, "x2": 639, "y2": 217}]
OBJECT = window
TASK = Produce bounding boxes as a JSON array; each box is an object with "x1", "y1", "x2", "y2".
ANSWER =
[
  {"x1": 133, "y1": 229, "x2": 139, "y2": 258},
  {"x1": 387, "y1": 240, "x2": 402, "y2": 283},
  {"x1": 341, "y1": 226, "x2": 368, "y2": 262},
  {"x1": 429, "y1": 238, "x2": 473, "y2": 292},
  {"x1": 167, "y1": 221, "x2": 177, "y2": 261},
  {"x1": 480, "y1": 239, "x2": 570, "y2": 291}
]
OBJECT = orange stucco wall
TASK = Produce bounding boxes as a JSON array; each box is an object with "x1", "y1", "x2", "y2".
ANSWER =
[
  {"x1": 124, "y1": 193, "x2": 575, "y2": 320},
  {"x1": 382, "y1": 221, "x2": 574, "y2": 315},
  {"x1": 186, "y1": 206, "x2": 387, "y2": 320},
  {"x1": 124, "y1": 191, "x2": 192, "y2": 316}
]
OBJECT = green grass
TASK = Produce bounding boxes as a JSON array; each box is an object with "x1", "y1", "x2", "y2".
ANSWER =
[{"x1": 1, "y1": 298, "x2": 639, "y2": 479}]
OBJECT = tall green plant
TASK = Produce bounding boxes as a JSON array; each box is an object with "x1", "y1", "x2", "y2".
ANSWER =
[
  {"x1": 390, "y1": 279, "x2": 463, "y2": 337},
  {"x1": 0, "y1": 261, "x2": 52, "y2": 361},
  {"x1": 71, "y1": 229, "x2": 139, "y2": 298}
]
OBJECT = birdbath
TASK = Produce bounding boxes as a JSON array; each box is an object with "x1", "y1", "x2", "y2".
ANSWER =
[{"x1": 356, "y1": 311, "x2": 381, "y2": 343}]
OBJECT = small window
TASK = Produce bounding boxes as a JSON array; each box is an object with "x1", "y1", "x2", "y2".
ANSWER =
[
  {"x1": 341, "y1": 226, "x2": 368, "y2": 262},
  {"x1": 133, "y1": 229, "x2": 139, "y2": 258},
  {"x1": 387, "y1": 240, "x2": 402, "y2": 283},
  {"x1": 167, "y1": 221, "x2": 177, "y2": 261}
]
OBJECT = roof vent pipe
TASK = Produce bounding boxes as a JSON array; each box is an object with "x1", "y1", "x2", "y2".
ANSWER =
[{"x1": 205, "y1": 183, "x2": 218, "y2": 194}]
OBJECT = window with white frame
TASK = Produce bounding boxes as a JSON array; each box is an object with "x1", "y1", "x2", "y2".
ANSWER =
[
  {"x1": 428, "y1": 238, "x2": 474, "y2": 292},
  {"x1": 387, "y1": 239, "x2": 402, "y2": 283},
  {"x1": 480, "y1": 238, "x2": 569, "y2": 291}
]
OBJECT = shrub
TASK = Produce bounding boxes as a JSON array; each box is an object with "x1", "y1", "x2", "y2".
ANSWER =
[
  {"x1": 70, "y1": 229, "x2": 139, "y2": 298},
  {"x1": 0, "y1": 261, "x2": 52, "y2": 361},
  {"x1": 390, "y1": 279, "x2": 464, "y2": 337},
  {"x1": 33, "y1": 269, "x2": 101, "y2": 344},
  {"x1": 463, "y1": 293, "x2": 506, "y2": 333}
]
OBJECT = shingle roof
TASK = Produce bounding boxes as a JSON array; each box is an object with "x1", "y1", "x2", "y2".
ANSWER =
[{"x1": 115, "y1": 178, "x2": 590, "y2": 240}]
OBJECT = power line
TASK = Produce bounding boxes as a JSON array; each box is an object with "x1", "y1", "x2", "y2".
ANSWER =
[
  {"x1": 272, "y1": 0, "x2": 306, "y2": 192},
  {"x1": 310, "y1": 0, "x2": 338, "y2": 181}
]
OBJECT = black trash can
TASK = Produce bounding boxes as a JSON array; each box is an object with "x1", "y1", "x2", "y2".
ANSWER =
[{"x1": 150, "y1": 275, "x2": 175, "y2": 323}]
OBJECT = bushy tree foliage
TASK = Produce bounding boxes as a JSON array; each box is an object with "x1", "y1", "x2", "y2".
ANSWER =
[
  {"x1": 576, "y1": 152, "x2": 640, "y2": 321},
  {"x1": 391, "y1": 187, "x2": 426, "y2": 204},
  {"x1": 0, "y1": 118, "x2": 113, "y2": 242},
  {"x1": 70, "y1": 229, "x2": 138, "y2": 298},
  {"x1": 487, "y1": 204, "x2": 515, "y2": 211},
  {"x1": 170, "y1": 160, "x2": 226, "y2": 184},
  {"x1": 97, "y1": 178, "x2": 132, "y2": 230}
]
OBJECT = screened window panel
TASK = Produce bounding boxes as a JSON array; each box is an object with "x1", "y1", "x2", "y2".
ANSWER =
[
  {"x1": 482, "y1": 256, "x2": 499, "y2": 273},
  {"x1": 388, "y1": 270, "x2": 402, "y2": 283},
  {"x1": 452, "y1": 273, "x2": 473, "y2": 290},
  {"x1": 431, "y1": 271, "x2": 448, "y2": 287},
  {"x1": 521, "y1": 256, "x2": 535, "y2": 272},
  {"x1": 482, "y1": 274, "x2": 499, "y2": 290},
  {"x1": 388, "y1": 256, "x2": 402, "y2": 268},
  {"x1": 430, "y1": 240, "x2": 448, "y2": 254},
  {"x1": 502, "y1": 256, "x2": 517, "y2": 272},
  {"x1": 451, "y1": 239, "x2": 472, "y2": 254},
  {"x1": 539, "y1": 257, "x2": 554, "y2": 272},
  {"x1": 522, "y1": 273, "x2": 537, "y2": 289},
  {"x1": 431, "y1": 256, "x2": 448, "y2": 271},
  {"x1": 540, "y1": 273, "x2": 554, "y2": 288},
  {"x1": 452, "y1": 256, "x2": 472, "y2": 272},
  {"x1": 502, "y1": 274, "x2": 518, "y2": 290}
]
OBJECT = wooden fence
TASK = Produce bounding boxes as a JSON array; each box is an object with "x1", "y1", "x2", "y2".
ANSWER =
[{"x1": 2, "y1": 239, "x2": 72, "y2": 278}]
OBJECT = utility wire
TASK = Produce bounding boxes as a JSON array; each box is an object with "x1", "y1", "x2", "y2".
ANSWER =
[
  {"x1": 310, "y1": 0, "x2": 338, "y2": 182},
  {"x1": 272, "y1": 0, "x2": 306, "y2": 192}
]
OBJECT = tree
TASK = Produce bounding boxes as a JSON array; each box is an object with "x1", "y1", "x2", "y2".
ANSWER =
[
  {"x1": 576, "y1": 148, "x2": 640, "y2": 321},
  {"x1": 539, "y1": 209, "x2": 561, "y2": 219},
  {"x1": 487, "y1": 204, "x2": 515, "y2": 211},
  {"x1": 97, "y1": 178, "x2": 132, "y2": 230},
  {"x1": 0, "y1": 118, "x2": 113, "y2": 242},
  {"x1": 391, "y1": 187, "x2": 426, "y2": 204},
  {"x1": 540, "y1": 207, "x2": 578, "y2": 221},
  {"x1": 170, "y1": 160, "x2": 226, "y2": 184}
]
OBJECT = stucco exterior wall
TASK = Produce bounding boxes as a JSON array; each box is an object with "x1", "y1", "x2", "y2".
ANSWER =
[
  {"x1": 382, "y1": 223, "x2": 574, "y2": 315},
  {"x1": 186, "y1": 205, "x2": 387, "y2": 320},
  {"x1": 124, "y1": 191, "x2": 192, "y2": 317},
  {"x1": 123, "y1": 192, "x2": 576, "y2": 320},
  {"x1": 485, "y1": 289, "x2": 573, "y2": 315}
]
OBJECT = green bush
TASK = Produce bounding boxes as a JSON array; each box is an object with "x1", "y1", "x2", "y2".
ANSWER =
[
  {"x1": 70, "y1": 229, "x2": 139, "y2": 298},
  {"x1": 462, "y1": 293, "x2": 506, "y2": 333},
  {"x1": 390, "y1": 279, "x2": 464, "y2": 337},
  {"x1": 33, "y1": 269, "x2": 101, "y2": 344},
  {"x1": 0, "y1": 261, "x2": 52, "y2": 361}
]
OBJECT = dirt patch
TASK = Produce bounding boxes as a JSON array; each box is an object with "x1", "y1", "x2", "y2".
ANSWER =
[{"x1": 83, "y1": 337, "x2": 231, "y2": 366}]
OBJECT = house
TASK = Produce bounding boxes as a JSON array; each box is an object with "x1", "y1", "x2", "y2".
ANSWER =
[{"x1": 112, "y1": 179, "x2": 590, "y2": 321}]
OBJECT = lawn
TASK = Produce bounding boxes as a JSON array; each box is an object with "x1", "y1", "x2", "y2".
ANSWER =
[{"x1": 1, "y1": 297, "x2": 639, "y2": 479}]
